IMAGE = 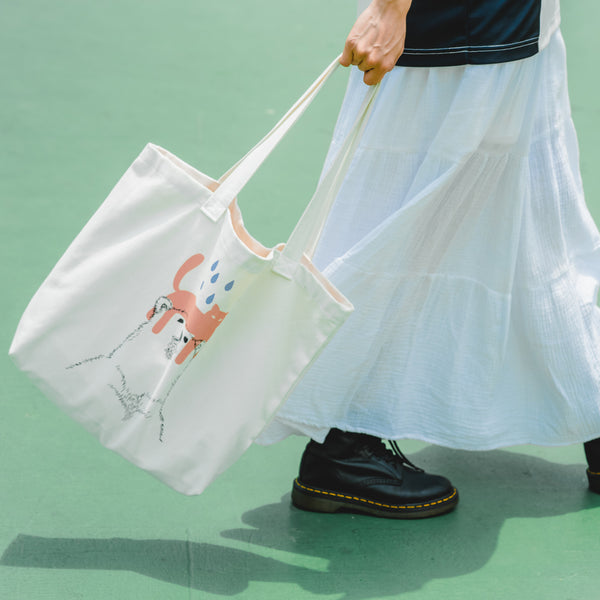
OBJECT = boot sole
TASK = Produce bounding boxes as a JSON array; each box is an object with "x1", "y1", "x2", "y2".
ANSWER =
[
  {"x1": 291, "y1": 478, "x2": 458, "y2": 519},
  {"x1": 587, "y1": 469, "x2": 600, "y2": 494}
]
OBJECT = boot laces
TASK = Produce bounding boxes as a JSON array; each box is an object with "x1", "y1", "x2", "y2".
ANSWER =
[
  {"x1": 360, "y1": 435, "x2": 424, "y2": 473},
  {"x1": 388, "y1": 440, "x2": 425, "y2": 473}
]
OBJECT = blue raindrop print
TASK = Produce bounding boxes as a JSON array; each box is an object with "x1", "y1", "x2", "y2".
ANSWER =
[
  {"x1": 206, "y1": 294, "x2": 215, "y2": 305},
  {"x1": 211, "y1": 273, "x2": 219, "y2": 284},
  {"x1": 224, "y1": 280, "x2": 234, "y2": 291},
  {"x1": 211, "y1": 261, "x2": 219, "y2": 271}
]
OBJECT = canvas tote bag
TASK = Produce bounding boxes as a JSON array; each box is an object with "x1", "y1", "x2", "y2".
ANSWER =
[{"x1": 9, "y1": 58, "x2": 378, "y2": 495}]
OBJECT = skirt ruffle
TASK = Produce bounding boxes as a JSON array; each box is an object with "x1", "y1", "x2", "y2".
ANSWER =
[{"x1": 258, "y1": 30, "x2": 600, "y2": 449}]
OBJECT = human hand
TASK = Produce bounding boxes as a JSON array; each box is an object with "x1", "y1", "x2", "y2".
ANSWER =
[{"x1": 340, "y1": 0, "x2": 412, "y2": 85}]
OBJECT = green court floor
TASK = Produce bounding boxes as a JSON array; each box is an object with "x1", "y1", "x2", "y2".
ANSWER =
[{"x1": 2, "y1": 2, "x2": 600, "y2": 599}]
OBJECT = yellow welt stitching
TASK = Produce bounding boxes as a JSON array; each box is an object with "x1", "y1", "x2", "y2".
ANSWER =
[
  {"x1": 588, "y1": 469, "x2": 600, "y2": 476},
  {"x1": 294, "y1": 479, "x2": 457, "y2": 510}
]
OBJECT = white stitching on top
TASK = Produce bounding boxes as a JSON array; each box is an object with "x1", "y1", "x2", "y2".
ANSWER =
[{"x1": 402, "y1": 37, "x2": 538, "y2": 56}]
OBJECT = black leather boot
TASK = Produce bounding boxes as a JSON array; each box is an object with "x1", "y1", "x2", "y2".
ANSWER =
[
  {"x1": 584, "y1": 437, "x2": 600, "y2": 494},
  {"x1": 291, "y1": 429, "x2": 458, "y2": 519}
]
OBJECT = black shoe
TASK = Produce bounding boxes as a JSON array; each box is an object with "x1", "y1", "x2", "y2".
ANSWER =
[
  {"x1": 291, "y1": 429, "x2": 458, "y2": 519},
  {"x1": 584, "y1": 437, "x2": 600, "y2": 494}
]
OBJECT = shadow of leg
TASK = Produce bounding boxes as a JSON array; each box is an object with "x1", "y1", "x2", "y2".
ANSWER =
[
  {"x1": 221, "y1": 447, "x2": 600, "y2": 599},
  {"x1": 0, "y1": 535, "x2": 318, "y2": 596}
]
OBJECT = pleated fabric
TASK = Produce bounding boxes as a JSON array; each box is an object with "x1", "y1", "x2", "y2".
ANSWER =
[{"x1": 257, "y1": 30, "x2": 600, "y2": 450}]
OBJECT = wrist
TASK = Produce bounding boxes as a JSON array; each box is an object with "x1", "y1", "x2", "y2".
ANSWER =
[{"x1": 371, "y1": 0, "x2": 412, "y2": 15}]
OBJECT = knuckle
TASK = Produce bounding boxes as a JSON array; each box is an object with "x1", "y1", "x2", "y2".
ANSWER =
[
  {"x1": 382, "y1": 58, "x2": 396, "y2": 72},
  {"x1": 346, "y1": 35, "x2": 360, "y2": 51}
]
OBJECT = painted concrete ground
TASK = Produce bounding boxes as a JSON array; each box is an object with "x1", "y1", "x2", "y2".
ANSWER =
[{"x1": 2, "y1": 2, "x2": 599, "y2": 598}]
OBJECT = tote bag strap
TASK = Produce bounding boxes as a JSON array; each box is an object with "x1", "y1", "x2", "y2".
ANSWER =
[
  {"x1": 276, "y1": 84, "x2": 378, "y2": 273},
  {"x1": 202, "y1": 56, "x2": 342, "y2": 222}
]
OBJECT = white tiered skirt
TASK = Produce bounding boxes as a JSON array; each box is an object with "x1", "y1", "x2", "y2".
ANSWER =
[{"x1": 258, "y1": 31, "x2": 600, "y2": 450}]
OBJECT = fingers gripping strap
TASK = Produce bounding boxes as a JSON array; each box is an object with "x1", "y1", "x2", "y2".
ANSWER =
[{"x1": 201, "y1": 56, "x2": 342, "y2": 222}]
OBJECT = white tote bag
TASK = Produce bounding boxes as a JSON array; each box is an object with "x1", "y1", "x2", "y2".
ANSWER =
[{"x1": 9, "y1": 58, "x2": 378, "y2": 495}]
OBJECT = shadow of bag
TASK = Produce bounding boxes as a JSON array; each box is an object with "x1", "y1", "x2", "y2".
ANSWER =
[{"x1": 9, "y1": 57, "x2": 377, "y2": 495}]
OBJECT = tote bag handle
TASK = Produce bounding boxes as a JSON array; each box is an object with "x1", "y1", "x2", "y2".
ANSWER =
[
  {"x1": 279, "y1": 85, "x2": 377, "y2": 269},
  {"x1": 202, "y1": 56, "x2": 342, "y2": 222},
  {"x1": 202, "y1": 55, "x2": 379, "y2": 274}
]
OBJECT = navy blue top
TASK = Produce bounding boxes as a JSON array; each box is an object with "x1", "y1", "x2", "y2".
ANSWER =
[{"x1": 397, "y1": 0, "x2": 543, "y2": 66}]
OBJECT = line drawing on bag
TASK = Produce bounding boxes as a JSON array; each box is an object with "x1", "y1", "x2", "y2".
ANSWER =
[{"x1": 67, "y1": 253, "x2": 235, "y2": 441}]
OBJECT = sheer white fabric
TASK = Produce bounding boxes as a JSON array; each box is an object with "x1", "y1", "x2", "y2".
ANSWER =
[
  {"x1": 540, "y1": 0, "x2": 561, "y2": 50},
  {"x1": 258, "y1": 31, "x2": 600, "y2": 449}
]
